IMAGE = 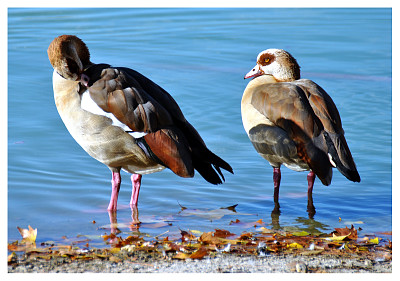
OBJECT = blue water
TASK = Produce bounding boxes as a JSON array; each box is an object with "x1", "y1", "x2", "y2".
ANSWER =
[{"x1": 8, "y1": 8, "x2": 391, "y2": 246}]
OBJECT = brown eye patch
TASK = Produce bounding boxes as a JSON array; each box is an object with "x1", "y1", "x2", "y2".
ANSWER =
[{"x1": 258, "y1": 53, "x2": 275, "y2": 66}]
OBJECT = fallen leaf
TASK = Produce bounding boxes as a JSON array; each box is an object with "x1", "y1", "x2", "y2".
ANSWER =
[
  {"x1": 173, "y1": 252, "x2": 190, "y2": 260},
  {"x1": 239, "y1": 232, "x2": 253, "y2": 240},
  {"x1": 325, "y1": 235, "x2": 349, "y2": 242},
  {"x1": 17, "y1": 225, "x2": 37, "y2": 243},
  {"x1": 257, "y1": 227, "x2": 274, "y2": 233},
  {"x1": 8, "y1": 252, "x2": 17, "y2": 263},
  {"x1": 369, "y1": 237, "x2": 380, "y2": 244},
  {"x1": 331, "y1": 225, "x2": 357, "y2": 240},
  {"x1": 292, "y1": 231, "x2": 310, "y2": 237},
  {"x1": 287, "y1": 242, "x2": 303, "y2": 249},
  {"x1": 214, "y1": 229, "x2": 235, "y2": 238},
  {"x1": 229, "y1": 219, "x2": 264, "y2": 228},
  {"x1": 199, "y1": 232, "x2": 221, "y2": 245},
  {"x1": 180, "y1": 230, "x2": 196, "y2": 242},
  {"x1": 109, "y1": 248, "x2": 121, "y2": 254},
  {"x1": 189, "y1": 246, "x2": 208, "y2": 259}
]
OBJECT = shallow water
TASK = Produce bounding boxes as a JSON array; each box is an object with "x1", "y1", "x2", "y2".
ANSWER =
[{"x1": 8, "y1": 8, "x2": 391, "y2": 246}]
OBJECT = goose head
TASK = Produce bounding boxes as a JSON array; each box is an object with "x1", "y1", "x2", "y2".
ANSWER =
[
  {"x1": 47, "y1": 35, "x2": 92, "y2": 81},
  {"x1": 244, "y1": 49, "x2": 300, "y2": 82}
]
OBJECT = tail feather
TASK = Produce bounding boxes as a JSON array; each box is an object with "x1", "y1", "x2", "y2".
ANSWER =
[
  {"x1": 324, "y1": 132, "x2": 360, "y2": 182},
  {"x1": 192, "y1": 148, "x2": 233, "y2": 185},
  {"x1": 179, "y1": 120, "x2": 233, "y2": 185}
]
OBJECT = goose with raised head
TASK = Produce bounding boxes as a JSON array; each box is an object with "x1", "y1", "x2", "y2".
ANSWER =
[
  {"x1": 241, "y1": 48, "x2": 360, "y2": 215},
  {"x1": 48, "y1": 35, "x2": 233, "y2": 211}
]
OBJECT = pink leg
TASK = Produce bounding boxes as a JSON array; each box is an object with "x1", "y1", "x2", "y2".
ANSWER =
[
  {"x1": 307, "y1": 171, "x2": 316, "y2": 196},
  {"x1": 107, "y1": 171, "x2": 121, "y2": 211},
  {"x1": 130, "y1": 174, "x2": 142, "y2": 207}
]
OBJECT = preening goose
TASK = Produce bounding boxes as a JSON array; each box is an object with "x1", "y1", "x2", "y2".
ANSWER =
[
  {"x1": 242, "y1": 49, "x2": 360, "y2": 214},
  {"x1": 48, "y1": 35, "x2": 233, "y2": 211}
]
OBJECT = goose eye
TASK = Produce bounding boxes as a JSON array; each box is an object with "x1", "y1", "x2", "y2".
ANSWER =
[{"x1": 265, "y1": 58, "x2": 270, "y2": 63}]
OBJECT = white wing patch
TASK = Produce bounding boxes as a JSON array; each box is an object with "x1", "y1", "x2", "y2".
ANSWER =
[
  {"x1": 81, "y1": 90, "x2": 147, "y2": 139},
  {"x1": 328, "y1": 153, "x2": 337, "y2": 167}
]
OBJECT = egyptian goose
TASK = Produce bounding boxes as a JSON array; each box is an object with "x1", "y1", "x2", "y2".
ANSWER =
[
  {"x1": 242, "y1": 49, "x2": 360, "y2": 214},
  {"x1": 47, "y1": 35, "x2": 233, "y2": 211}
]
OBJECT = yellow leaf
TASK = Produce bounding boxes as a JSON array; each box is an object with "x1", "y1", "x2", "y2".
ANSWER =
[
  {"x1": 190, "y1": 230, "x2": 203, "y2": 235},
  {"x1": 292, "y1": 231, "x2": 310, "y2": 236},
  {"x1": 369, "y1": 237, "x2": 380, "y2": 244},
  {"x1": 325, "y1": 234, "x2": 349, "y2": 241},
  {"x1": 17, "y1": 225, "x2": 37, "y2": 243},
  {"x1": 287, "y1": 242, "x2": 303, "y2": 249},
  {"x1": 173, "y1": 252, "x2": 190, "y2": 260},
  {"x1": 110, "y1": 248, "x2": 121, "y2": 254}
]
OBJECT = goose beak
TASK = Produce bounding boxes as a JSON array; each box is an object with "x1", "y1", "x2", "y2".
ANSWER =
[{"x1": 244, "y1": 65, "x2": 264, "y2": 79}]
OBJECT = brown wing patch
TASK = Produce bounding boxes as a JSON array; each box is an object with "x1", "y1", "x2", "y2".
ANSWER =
[
  {"x1": 88, "y1": 67, "x2": 173, "y2": 133},
  {"x1": 251, "y1": 83, "x2": 322, "y2": 140},
  {"x1": 296, "y1": 80, "x2": 343, "y2": 134},
  {"x1": 144, "y1": 129, "x2": 194, "y2": 178},
  {"x1": 250, "y1": 83, "x2": 332, "y2": 184}
]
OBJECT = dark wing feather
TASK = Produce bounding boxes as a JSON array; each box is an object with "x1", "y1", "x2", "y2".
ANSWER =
[
  {"x1": 251, "y1": 80, "x2": 359, "y2": 184},
  {"x1": 82, "y1": 64, "x2": 233, "y2": 183},
  {"x1": 294, "y1": 80, "x2": 360, "y2": 182},
  {"x1": 250, "y1": 82, "x2": 332, "y2": 185}
]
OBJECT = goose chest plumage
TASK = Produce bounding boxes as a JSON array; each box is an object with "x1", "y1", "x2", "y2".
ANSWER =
[
  {"x1": 48, "y1": 35, "x2": 233, "y2": 211},
  {"x1": 241, "y1": 49, "x2": 360, "y2": 215}
]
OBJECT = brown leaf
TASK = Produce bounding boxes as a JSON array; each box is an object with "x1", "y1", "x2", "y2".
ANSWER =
[
  {"x1": 180, "y1": 230, "x2": 196, "y2": 242},
  {"x1": 214, "y1": 229, "x2": 235, "y2": 239},
  {"x1": 229, "y1": 219, "x2": 264, "y2": 228},
  {"x1": 173, "y1": 252, "x2": 190, "y2": 260},
  {"x1": 199, "y1": 232, "x2": 221, "y2": 245},
  {"x1": 229, "y1": 219, "x2": 241, "y2": 225},
  {"x1": 189, "y1": 246, "x2": 208, "y2": 259},
  {"x1": 102, "y1": 233, "x2": 117, "y2": 241},
  {"x1": 239, "y1": 232, "x2": 253, "y2": 240},
  {"x1": 332, "y1": 225, "x2": 358, "y2": 240}
]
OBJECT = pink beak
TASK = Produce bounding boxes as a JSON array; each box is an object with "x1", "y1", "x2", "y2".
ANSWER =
[{"x1": 244, "y1": 65, "x2": 263, "y2": 79}]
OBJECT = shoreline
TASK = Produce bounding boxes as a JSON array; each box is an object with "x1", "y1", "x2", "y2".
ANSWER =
[{"x1": 8, "y1": 249, "x2": 391, "y2": 273}]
